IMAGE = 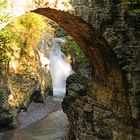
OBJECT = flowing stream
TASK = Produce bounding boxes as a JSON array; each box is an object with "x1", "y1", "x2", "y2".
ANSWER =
[{"x1": 0, "y1": 97, "x2": 69, "y2": 140}]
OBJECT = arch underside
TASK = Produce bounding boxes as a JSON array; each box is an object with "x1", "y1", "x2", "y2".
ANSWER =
[{"x1": 33, "y1": 8, "x2": 124, "y2": 91}]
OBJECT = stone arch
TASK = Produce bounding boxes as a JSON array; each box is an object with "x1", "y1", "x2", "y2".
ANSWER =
[
  {"x1": 32, "y1": 9, "x2": 134, "y2": 128},
  {"x1": 1, "y1": 5, "x2": 135, "y2": 139},
  {"x1": 32, "y1": 8, "x2": 124, "y2": 92}
]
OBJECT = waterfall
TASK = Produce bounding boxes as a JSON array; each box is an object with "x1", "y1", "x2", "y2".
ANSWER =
[{"x1": 49, "y1": 38, "x2": 74, "y2": 98}]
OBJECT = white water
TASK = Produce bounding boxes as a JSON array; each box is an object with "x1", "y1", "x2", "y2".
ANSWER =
[{"x1": 49, "y1": 38, "x2": 74, "y2": 98}]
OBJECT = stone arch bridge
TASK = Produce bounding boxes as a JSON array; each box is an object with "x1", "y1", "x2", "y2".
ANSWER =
[
  {"x1": 6, "y1": 0, "x2": 124, "y2": 91},
  {"x1": 3, "y1": 0, "x2": 140, "y2": 139}
]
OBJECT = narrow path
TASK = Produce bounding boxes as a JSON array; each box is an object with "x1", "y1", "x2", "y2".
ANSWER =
[{"x1": 0, "y1": 96, "x2": 69, "y2": 140}]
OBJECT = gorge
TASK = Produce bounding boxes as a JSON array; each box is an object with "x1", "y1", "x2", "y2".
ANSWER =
[{"x1": 0, "y1": 0, "x2": 140, "y2": 140}]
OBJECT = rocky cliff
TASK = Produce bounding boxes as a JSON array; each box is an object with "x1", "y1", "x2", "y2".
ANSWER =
[{"x1": 0, "y1": 32, "x2": 52, "y2": 131}]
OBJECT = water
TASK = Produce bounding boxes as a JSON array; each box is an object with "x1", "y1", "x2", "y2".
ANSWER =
[
  {"x1": 0, "y1": 97, "x2": 68, "y2": 140},
  {"x1": 0, "y1": 110, "x2": 68, "y2": 140},
  {"x1": 49, "y1": 38, "x2": 74, "y2": 98},
  {"x1": 38, "y1": 37, "x2": 74, "y2": 98}
]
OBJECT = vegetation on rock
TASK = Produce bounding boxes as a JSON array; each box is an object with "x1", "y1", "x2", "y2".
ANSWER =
[
  {"x1": 0, "y1": 0, "x2": 10, "y2": 23},
  {"x1": 0, "y1": 11, "x2": 55, "y2": 130}
]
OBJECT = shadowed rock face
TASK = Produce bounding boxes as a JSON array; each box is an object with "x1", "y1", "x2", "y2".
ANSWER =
[
  {"x1": 69, "y1": 0, "x2": 140, "y2": 121},
  {"x1": 62, "y1": 77, "x2": 135, "y2": 139}
]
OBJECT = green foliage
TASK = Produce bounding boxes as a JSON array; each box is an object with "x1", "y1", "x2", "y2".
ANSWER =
[
  {"x1": 119, "y1": 0, "x2": 140, "y2": 16},
  {"x1": 62, "y1": 36, "x2": 85, "y2": 56},
  {"x1": 0, "y1": 13, "x2": 52, "y2": 63},
  {"x1": 0, "y1": 55, "x2": 10, "y2": 62},
  {"x1": 0, "y1": 0, "x2": 10, "y2": 23},
  {"x1": 62, "y1": 36, "x2": 91, "y2": 84},
  {"x1": 0, "y1": 0, "x2": 6, "y2": 9},
  {"x1": 0, "y1": 26, "x2": 14, "y2": 62},
  {"x1": 130, "y1": 9, "x2": 140, "y2": 16},
  {"x1": 14, "y1": 13, "x2": 47, "y2": 59},
  {"x1": 62, "y1": 36, "x2": 86, "y2": 64},
  {"x1": 0, "y1": 20, "x2": 22, "y2": 62}
]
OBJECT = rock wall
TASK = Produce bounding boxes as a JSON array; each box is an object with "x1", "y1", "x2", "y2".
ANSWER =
[
  {"x1": 63, "y1": 80, "x2": 134, "y2": 139},
  {"x1": 62, "y1": 0, "x2": 140, "y2": 139},
  {"x1": 0, "y1": 34, "x2": 52, "y2": 131},
  {"x1": 0, "y1": 65, "x2": 17, "y2": 131},
  {"x1": 70, "y1": 0, "x2": 140, "y2": 121}
]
